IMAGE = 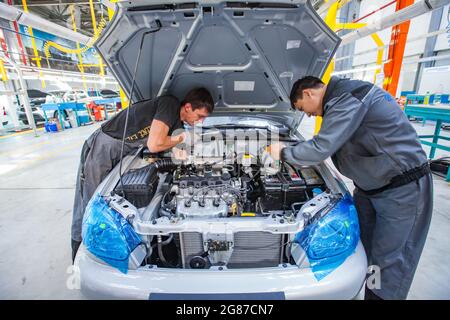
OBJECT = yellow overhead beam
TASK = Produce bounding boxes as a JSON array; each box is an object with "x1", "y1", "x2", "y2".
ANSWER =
[{"x1": 335, "y1": 22, "x2": 367, "y2": 29}]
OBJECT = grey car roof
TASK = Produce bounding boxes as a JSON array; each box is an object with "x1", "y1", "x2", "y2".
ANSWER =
[{"x1": 95, "y1": 0, "x2": 340, "y2": 114}]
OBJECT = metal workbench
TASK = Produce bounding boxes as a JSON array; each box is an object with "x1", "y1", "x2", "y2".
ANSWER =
[
  {"x1": 404, "y1": 104, "x2": 450, "y2": 181},
  {"x1": 41, "y1": 102, "x2": 89, "y2": 130}
]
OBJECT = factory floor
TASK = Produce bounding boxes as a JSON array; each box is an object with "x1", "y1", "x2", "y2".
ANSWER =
[{"x1": 0, "y1": 117, "x2": 449, "y2": 299}]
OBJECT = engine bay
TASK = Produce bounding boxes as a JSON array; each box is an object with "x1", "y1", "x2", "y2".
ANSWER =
[
  {"x1": 114, "y1": 154, "x2": 326, "y2": 218},
  {"x1": 108, "y1": 136, "x2": 335, "y2": 270},
  {"x1": 108, "y1": 148, "x2": 329, "y2": 269}
]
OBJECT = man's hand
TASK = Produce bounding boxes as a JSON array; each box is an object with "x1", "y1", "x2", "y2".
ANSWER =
[
  {"x1": 173, "y1": 130, "x2": 195, "y2": 147},
  {"x1": 174, "y1": 131, "x2": 188, "y2": 145},
  {"x1": 266, "y1": 142, "x2": 286, "y2": 161},
  {"x1": 172, "y1": 147, "x2": 188, "y2": 161}
]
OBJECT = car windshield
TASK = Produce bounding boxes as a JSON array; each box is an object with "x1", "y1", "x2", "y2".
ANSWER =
[
  {"x1": 27, "y1": 90, "x2": 47, "y2": 98},
  {"x1": 49, "y1": 91, "x2": 66, "y2": 98},
  {"x1": 101, "y1": 90, "x2": 118, "y2": 95}
]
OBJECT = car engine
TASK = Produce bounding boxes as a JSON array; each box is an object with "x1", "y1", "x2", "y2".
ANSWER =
[
  {"x1": 116, "y1": 156, "x2": 325, "y2": 217},
  {"x1": 172, "y1": 163, "x2": 243, "y2": 218}
]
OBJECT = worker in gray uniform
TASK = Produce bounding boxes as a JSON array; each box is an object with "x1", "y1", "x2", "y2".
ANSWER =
[
  {"x1": 269, "y1": 76, "x2": 433, "y2": 300},
  {"x1": 71, "y1": 88, "x2": 214, "y2": 262}
]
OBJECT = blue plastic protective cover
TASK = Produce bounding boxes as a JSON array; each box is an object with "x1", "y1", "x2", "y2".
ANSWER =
[
  {"x1": 82, "y1": 194, "x2": 142, "y2": 273},
  {"x1": 294, "y1": 195, "x2": 360, "y2": 281}
]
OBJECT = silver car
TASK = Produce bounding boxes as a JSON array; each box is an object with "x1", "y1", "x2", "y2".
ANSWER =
[{"x1": 74, "y1": 0, "x2": 367, "y2": 300}]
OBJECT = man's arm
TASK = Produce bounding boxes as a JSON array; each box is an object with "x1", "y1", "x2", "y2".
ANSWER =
[
  {"x1": 147, "y1": 119, "x2": 184, "y2": 153},
  {"x1": 281, "y1": 92, "x2": 369, "y2": 166}
]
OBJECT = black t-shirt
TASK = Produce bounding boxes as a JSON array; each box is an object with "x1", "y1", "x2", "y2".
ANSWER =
[{"x1": 101, "y1": 95, "x2": 183, "y2": 143}]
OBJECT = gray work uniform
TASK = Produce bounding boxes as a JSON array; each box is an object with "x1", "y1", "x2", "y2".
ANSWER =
[
  {"x1": 281, "y1": 76, "x2": 433, "y2": 299},
  {"x1": 71, "y1": 95, "x2": 182, "y2": 258}
]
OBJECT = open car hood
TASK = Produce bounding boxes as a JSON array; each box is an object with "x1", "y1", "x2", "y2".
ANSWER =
[{"x1": 95, "y1": 0, "x2": 340, "y2": 116}]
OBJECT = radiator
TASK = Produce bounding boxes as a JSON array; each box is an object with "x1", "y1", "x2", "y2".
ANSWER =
[{"x1": 178, "y1": 232, "x2": 284, "y2": 269}]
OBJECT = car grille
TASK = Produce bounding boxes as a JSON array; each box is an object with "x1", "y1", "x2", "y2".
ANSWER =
[{"x1": 178, "y1": 232, "x2": 284, "y2": 269}]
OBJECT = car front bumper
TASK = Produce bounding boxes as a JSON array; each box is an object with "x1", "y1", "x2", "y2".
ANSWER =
[{"x1": 75, "y1": 241, "x2": 367, "y2": 300}]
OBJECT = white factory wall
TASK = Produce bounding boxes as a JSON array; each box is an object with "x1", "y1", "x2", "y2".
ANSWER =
[
  {"x1": 353, "y1": 0, "x2": 433, "y2": 67},
  {"x1": 434, "y1": 49, "x2": 450, "y2": 66},
  {"x1": 353, "y1": 0, "x2": 395, "y2": 67},
  {"x1": 434, "y1": 5, "x2": 450, "y2": 51},
  {"x1": 397, "y1": 60, "x2": 420, "y2": 93},
  {"x1": 350, "y1": 0, "x2": 450, "y2": 95},
  {"x1": 418, "y1": 65, "x2": 450, "y2": 93}
]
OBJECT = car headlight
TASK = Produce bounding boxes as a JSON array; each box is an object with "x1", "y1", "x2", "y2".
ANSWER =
[
  {"x1": 293, "y1": 195, "x2": 360, "y2": 280},
  {"x1": 82, "y1": 194, "x2": 141, "y2": 273}
]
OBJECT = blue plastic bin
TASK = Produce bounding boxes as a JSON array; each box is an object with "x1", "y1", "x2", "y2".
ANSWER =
[{"x1": 45, "y1": 122, "x2": 58, "y2": 132}]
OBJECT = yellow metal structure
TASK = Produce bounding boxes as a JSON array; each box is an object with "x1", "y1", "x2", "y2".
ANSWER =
[
  {"x1": 335, "y1": 22, "x2": 367, "y2": 29},
  {"x1": 119, "y1": 88, "x2": 129, "y2": 109},
  {"x1": 241, "y1": 213, "x2": 257, "y2": 217},
  {"x1": 336, "y1": 24, "x2": 384, "y2": 84},
  {"x1": 89, "y1": 0, "x2": 98, "y2": 35},
  {"x1": 314, "y1": 0, "x2": 384, "y2": 134},
  {"x1": 315, "y1": 0, "x2": 349, "y2": 135},
  {"x1": 43, "y1": 19, "x2": 106, "y2": 57},
  {"x1": 22, "y1": 0, "x2": 45, "y2": 88},
  {"x1": 0, "y1": 59, "x2": 7, "y2": 81},
  {"x1": 321, "y1": 0, "x2": 352, "y2": 85},
  {"x1": 108, "y1": 8, "x2": 115, "y2": 20},
  {"x1": 107, "y1": 0, "x2": 119, "y2": 20},
  {"x1": 371, "y1": 33, "x2": 384, "y2": 84},
  {"x1": 43, "y1": 19, "x2": 107, "y2": 62}
]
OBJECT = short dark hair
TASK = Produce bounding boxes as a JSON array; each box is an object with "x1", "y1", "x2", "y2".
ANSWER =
[
  {"x1": 182, "y1": 88, "x2": 214, "y2": 113},
  {"x1": 289, "y1": 76, "x2": 325, "y2": 109}
]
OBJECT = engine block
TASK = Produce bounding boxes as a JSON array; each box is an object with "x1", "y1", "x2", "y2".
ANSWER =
[{"x1": 173, "y1": 164, "x2": 244, "y2": 218}]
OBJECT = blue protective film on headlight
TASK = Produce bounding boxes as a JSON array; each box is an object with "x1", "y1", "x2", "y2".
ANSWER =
[
  {"x1": 294, "y1": 195, "x2": 360, "y2": 281},
  {"x1": 82, "y1": 194, "x2": 141, "y2": 274}
]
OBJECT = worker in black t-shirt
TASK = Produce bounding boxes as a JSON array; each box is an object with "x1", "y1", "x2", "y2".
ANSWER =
[{"x1": 71, "y1": 88, "x2": 214, "y2": 261}]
